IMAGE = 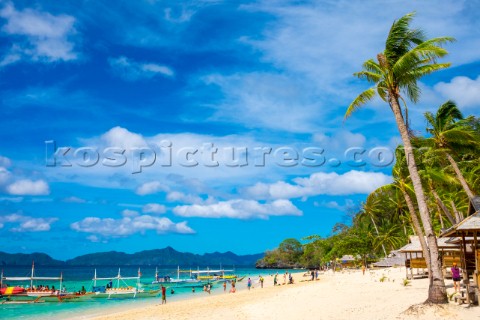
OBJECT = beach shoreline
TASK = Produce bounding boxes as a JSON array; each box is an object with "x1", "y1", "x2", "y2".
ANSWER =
[{"x1": 81, "y1": 268, "x2": 476, "y2": 320}]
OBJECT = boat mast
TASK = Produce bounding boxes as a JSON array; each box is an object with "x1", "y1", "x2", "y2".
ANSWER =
[
  {"x1": 117, "y1": 268, "x2": 121, "y2": 289},
  {"x1": 60, "y1": 272, "x2": 63, "y2": 293},
  {"x1": 94, "y1": 269, "x2": 97, "y2": 287},
  {"x1": 177, "y1": 266, "x2": 180, "y2": 280},
  {"x1": 137, "y1": 268, "x2": 141, "y2": 288},
  {"x1": 31, "y1": 260, "x2": 34, "y2": 289}
]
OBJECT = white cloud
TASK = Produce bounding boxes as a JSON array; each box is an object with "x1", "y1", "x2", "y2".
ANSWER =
[
  {"x1": 173, "y1": 198, "x2": 302, "y2": 219},
  {"x1": 202, "y1": 72, "x2": 325, "y2": 133},
  {"x1": 6, "y1": 179, "x2": 50, "y2": 195},
  {"x1": 142, "y1": 203, "x2": 167, "y2": 214},
  {"x1": 0, "y1": 166, "x2": 11, "y2": 185},
  {"x1": 0, "y1": 196, "x2": 23, "y2": 202},
  {"x1": 71, "y1": 215, "x2": 194, "y2": 237},
  {"x1": 109, "y1": 56, "x2": 174, "y2": 81},
  {"x1": 98, "y1": 126, "x2": 149, "y2": 150},
  {"x1": 0, "y1": 213, "x2": 57, "y2": 232},
  {"x1": 136, "y1": 181, "x2": 168, "y2": 195},
  {"x1": 0, "y1": 2, "x2": 78, "y2": 65},
  {"x1": 434, "y1": 75, "x2": 480, "y2": 110},
  {"x1": 243, "y1": 170, "x2": 392, "y2": 200},
  {"x1": 314, "y1": 199, "x2": 356, "y2": 212},
  {"x1": 166, "y1": 191, "x2": 205, "y2": 204},
  {"x1": 62, "y1": 196, "x2": 87, "y2": 203},
  {"x1": 0, "y1": 156, "x2": 12, "y2": 167},
  {"x1": 121, "y1": 209, "x2": 139, "y2": 217},
  {"x1": 313, "y1": 130, "x2": 366, "y2": 151}
]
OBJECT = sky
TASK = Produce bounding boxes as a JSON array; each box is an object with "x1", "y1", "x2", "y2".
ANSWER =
[{"x1": 0, "y1": 0, "x2": 479, "y2": 260}]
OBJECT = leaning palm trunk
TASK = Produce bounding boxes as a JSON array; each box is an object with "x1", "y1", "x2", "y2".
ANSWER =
[
  {"x1": 370, "y1": 216, "x2": 388, "y2": 257},
  {"x1": 390, "y1": 97, "x2": 447, "y2": 303},
  {"x1": 450, "y1": 200, "x2": 463, "y2": 223},
  {"x1": 402, "y1": 188, "x2": 432, "y2": 279},
  {"x1": 446, "y1": 153, "x2": 475, "y2": 199},
  {"x1": 431, "y1": 189, "x2": 456, "y2": 226}
]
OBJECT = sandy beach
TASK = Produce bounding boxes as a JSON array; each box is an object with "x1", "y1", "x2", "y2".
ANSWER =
[{"x1": 81, "y1": 268, "x2": 478, "y2": 320}]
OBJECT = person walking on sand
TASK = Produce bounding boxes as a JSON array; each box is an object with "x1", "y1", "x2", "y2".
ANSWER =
[
  {"x1": 161, "y1": 285, "x2": 166, "y2": 304},
  {"x1": 315, "y1": 269, "x2": 318, "y2": 280},
  {"x1": 274, "y1": 273, "x2": 278, "y2": 286},
  {"x1": 260, "y1": 276, "x2": 264, "y2": 288},
  {"x1": 247, "y1": 278, "x2": 252, "y2": 290},
  {"x1": 451, "y1": 262, "x2": 461, "y2": 293},
  {"x1": 223, "y1": 281, "x2": 227, "y2": 292},
  {"x1": 283, "y1": 272, "x2": 287, "y2": 285},
  {"x1": 207, "y1": 283, "x2": 211, "y2": 294},
  {"x1": 362, "y1": 264, "x2": 366, "y2": 275},
  {"x1": 230, "y1": 281, "x2": 236, "y2": 293}
]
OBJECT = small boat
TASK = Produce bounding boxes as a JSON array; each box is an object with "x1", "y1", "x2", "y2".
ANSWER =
[
  {"x1": 1, "y1": 262, "x2": 74, "y2": 302},
  {"x1": 90, "y1": 268, "x2": 160, "y2": 299},
  {"x1": 151, "y1": 267, "x2": 202, "y2": 287},
  {"x1": 191, "y1": 268, "x2": 240, "y2": 283}
]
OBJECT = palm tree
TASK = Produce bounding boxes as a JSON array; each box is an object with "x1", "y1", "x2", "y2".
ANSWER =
[
  {"x1": 424, "y1": 100, "x2": 479, "y2": 199},
  {"x1": 360, "y1": 195, "x2": 388, "y2": 257},
  {"x1": 345, "y1": 13, "x2": 454, "y2": 303},
  {"x1": 392, "y1": 148, "x2": 431, "y2": 276}
]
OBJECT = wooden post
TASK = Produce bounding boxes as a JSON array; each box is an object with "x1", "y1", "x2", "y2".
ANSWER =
[{"x1": 461, "y1": 232, "x2": 470, "y2": 305}]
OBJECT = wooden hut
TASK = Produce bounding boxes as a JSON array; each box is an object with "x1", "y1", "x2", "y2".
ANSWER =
[
  {"x1": 398, "y1": 236, "x2": 460, "y2": 280},
  {"x1": 440, "y1": 196, "x2": 480, "y2": 305}
]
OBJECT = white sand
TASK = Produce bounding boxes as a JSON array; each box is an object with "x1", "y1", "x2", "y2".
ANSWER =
[{"x1": 83, "y1": 268, "x2": 477, "y2": 320}]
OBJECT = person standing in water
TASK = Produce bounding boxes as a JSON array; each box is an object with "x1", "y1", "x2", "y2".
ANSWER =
[{"x1": 161, "y1": 285, "x2": 167, "y2": 304}]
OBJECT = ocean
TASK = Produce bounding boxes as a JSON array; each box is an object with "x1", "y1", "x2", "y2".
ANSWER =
[{"x1": 0, "y1": 265, "x2": 282, "y2": 319}]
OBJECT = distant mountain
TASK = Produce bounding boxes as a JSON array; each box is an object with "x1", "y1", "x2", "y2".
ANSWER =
[
  {"x1": 0, "y1": 248, "x2": 264, "y2": 267},
  {"x1": 65, "y1": 247, "x2": 263, "y2": 266},
  {"x1": 0, "y1": 252, "x2": 64, "y2": 266}
]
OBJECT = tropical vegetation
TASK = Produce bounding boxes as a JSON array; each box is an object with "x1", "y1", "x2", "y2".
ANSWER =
[{"x1": 257, "y1": 13, "x2": 479, "y2": 305}]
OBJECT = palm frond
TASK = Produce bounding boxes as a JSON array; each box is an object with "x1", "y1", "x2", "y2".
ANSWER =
[
  {"x1": 345, "y1": 87, "x2": 376, "y2": 120},
  {"x1": 355, "y1": 71, "x2": 382, "y2": 83}
]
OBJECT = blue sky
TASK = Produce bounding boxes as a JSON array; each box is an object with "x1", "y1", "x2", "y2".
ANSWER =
[{"x1": 0, "y1": 0, "x2": 479, "y2": 260}]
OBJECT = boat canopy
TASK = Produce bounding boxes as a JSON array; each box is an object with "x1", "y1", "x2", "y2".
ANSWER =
[
  {"x1": 2, "y1": 276, "x2": 62, "y2": 281},
  {"x1": 191, "y1": 269, "x2": 234, "y2": 274}
]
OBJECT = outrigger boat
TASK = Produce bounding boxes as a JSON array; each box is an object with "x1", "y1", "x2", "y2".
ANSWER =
[
  {"x1": 90, "y1": 268, "x2": 160, "y2": 299},
  {"x1": 191, "y1": 268, "x2": 241, "y2": 282},
  {"x1": 151, "y1": 266, "x2": 203, "y2": 287},
  {"x1": 0, "y1": 262, "x2": 80, "y2": 303}
]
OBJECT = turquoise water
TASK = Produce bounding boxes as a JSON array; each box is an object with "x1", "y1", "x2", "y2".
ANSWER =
[{"x1": 0, "y1": 266, "x2": 279, "y2": 319}]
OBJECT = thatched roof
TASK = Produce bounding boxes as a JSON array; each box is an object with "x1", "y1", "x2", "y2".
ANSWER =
[
  {"x1": 441, "y1": 210, "x2": 480, "y2": 237},
  {"x1": 372, "y1": 250, "x2": 406, "y2": 267},
  {"x1": 398, "y1": 236, "x2": 459, "y2": 253}
]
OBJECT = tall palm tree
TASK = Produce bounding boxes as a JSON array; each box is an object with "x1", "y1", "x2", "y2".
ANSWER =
[
  {"x1": 392, "y1": 148, "x2": 431, "y2": 276},
  {"x1": 345, "y1": 13, "x2": 454, "y2": 303},
  {"x1": 424, "y1": 100, "x2": 479, "y2": 199}
]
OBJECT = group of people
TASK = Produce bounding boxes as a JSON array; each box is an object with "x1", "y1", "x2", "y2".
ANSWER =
[
  {"x1": 203, "y1": 283, "x2": 211, "y2": 294},
  {"x1": 273, "y1": 271, "x2": 294, "y2": 286},
  {"x1": 309, "y1": 269, "x2": 319, "y2": 281}
]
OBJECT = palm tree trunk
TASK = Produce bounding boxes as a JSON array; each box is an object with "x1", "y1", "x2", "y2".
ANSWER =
[
  {"x1": 436, "y1": 205, "x2": 445, "y2": 230},
  {"x1": 390, "y1": 97, "x2": 447, "y2": 303},
  {"x1": 401, "y1": 188, "x2": 432, "y2": 275},
  {"x1": 446, "y1": 153, "x2": 474, "y2": 199},
  {"x1": 431, "y1": 190, "x2": 456, "y2": 226},
  {"x1": 370, "y1": 216, "x2": 388, "y2": 257},
  {"x1": 450, "y1": 200, "x2": 463, "y2": 223}
]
